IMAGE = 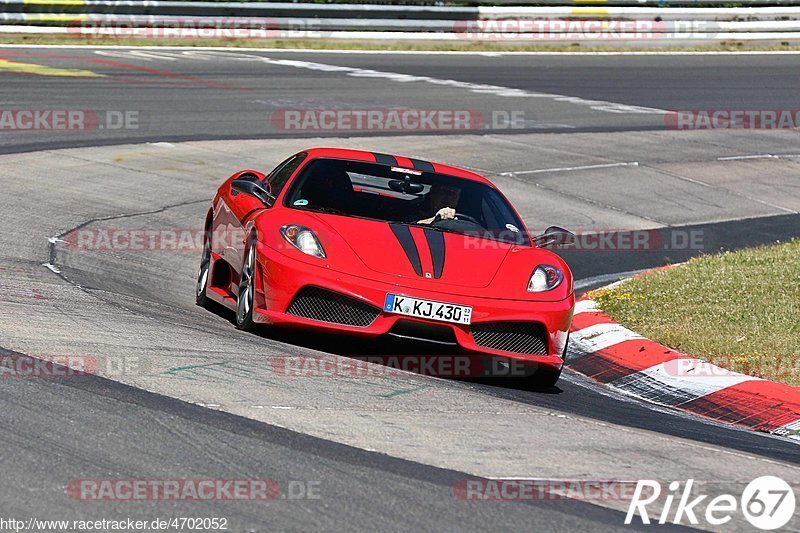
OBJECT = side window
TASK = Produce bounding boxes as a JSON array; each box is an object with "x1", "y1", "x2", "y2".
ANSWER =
[{"x1": 267, "y1": 153, "x2": 307, "y2": 204}]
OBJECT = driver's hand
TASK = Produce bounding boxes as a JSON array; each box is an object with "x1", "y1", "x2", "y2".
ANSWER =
[{"x1": 436, "y1": 207, "x2": 456, "y2": 220}]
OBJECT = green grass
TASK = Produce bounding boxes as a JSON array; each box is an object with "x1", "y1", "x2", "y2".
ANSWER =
[
  {"x1": 4, "y1": 34, "x2": 800, "y2": 52},
  {"x1": 590, "y1": 241, "x2": 800, "y2": 386}
]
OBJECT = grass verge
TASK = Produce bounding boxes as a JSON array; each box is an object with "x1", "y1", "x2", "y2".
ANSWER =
[
  {"x1": 589, "y1": 240, "x2": 800, "y2": 386},
  {"x1": 3, "y1": 34, "x2": 800, "y2": 52}
]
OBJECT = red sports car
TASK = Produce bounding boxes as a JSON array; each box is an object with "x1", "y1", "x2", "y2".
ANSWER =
[{"x1": 196, "y1": 147, "x2": 575, "y2": 387}]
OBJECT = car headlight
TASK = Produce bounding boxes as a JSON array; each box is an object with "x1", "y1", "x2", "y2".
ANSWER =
[
  {"x1": 527, "y1": 265, "x2": 563, "y2": 292},
  {"x1": 280, "y1": 225, "x2": 326, "y2": 259}
]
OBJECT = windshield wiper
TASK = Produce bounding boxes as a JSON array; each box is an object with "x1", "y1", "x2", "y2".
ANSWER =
[{"x1": 312, "y1": 206, "x2": 348, "y2": 216}]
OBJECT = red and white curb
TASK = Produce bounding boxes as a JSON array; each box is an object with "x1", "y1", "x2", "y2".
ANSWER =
[{"x1": 567, "y1": 294, "x2": 800, "y2": 443}]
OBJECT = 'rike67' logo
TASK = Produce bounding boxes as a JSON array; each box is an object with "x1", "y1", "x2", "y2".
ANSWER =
[{"x1": 625, "y1": 476, "x2": 795, "y2": 530}]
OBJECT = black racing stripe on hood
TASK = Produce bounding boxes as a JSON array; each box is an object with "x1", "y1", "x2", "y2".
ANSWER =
[
  {"x1": 389, "y1": 224, "x2": 422, "y2": 277},
  {"x1": 409, "y1": 158, "x2": 435, "y2": 173},
  {"x1": 373, "y1": 153, "x2": 398, "y2": 166},
  {"x1": 424, "y1": 228, "x2": 445, "y2": 279}
]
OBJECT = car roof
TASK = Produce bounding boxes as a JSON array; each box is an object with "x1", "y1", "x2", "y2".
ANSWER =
[{"x1": 299, "y1": 147, "x2": 494, "y2": 186}]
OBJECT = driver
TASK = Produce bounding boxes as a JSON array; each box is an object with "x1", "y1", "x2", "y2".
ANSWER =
[{"x1": 416, "y1": 184, "x2": 461, "y2": 225}]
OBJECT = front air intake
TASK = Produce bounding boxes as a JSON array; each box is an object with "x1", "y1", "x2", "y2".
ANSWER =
[
  {"x1": 286, "y1": 286, "x2": 380, "y2": 328},
  {"x1": 470, "y1": 322, "x2": 548, "y2": 355}
]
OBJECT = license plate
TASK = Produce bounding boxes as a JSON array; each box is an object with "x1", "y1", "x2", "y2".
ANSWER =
[{"x1": 383, "y1": 294, "x2": 472, "y2": 325}]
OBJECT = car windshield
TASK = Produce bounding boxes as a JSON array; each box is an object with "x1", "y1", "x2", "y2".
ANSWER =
[{"x1": 284, "y1": 157, "x2": 529, "y2": 245}]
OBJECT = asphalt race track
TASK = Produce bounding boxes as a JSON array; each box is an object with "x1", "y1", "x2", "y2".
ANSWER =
[
  {"x1": 2, "y1": 48, "x2": 800, "y2": 152},
  {"x1": 1, "y1": 47, "x2": 799, "y2": 531}
]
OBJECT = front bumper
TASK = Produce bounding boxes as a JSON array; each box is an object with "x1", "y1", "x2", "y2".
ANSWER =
[{"x1": 254, "y1": 244, "x2": 574, "y2": 370}]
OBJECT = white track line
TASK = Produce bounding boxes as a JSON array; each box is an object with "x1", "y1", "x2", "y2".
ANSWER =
[
  {"x1": 500, "y1": 161, "x2": 639, "y2": 177},
  {"x1": 255, "y1": 57, "x2": 667, "y2": 114},
  {"x1": 718, "y1": 153, "x2": 800, "y2": 161},
  {"x1": 717, "y1": 154, "x2": 777, "y2": 161}
]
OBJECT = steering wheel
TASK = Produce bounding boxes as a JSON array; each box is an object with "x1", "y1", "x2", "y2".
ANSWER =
[
  {"x1": 432, "y1": 212, "x2": 483, "y2": 227},
  {"x1": 452, "y1": 212, "x2": 482, "y2": 226}
]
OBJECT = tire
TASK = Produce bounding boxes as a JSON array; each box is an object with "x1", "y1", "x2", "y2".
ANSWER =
[
  {"x1": 528, "y1": 366, "x2": 562, "y2": 390},
  {"x1": 528, "y1": 335, "x2": 568, "y2": 390},
  {"x1": 235, "y1": 233, "x2": 258, "y2": 331},
  {"x1": 195, "y1": 225, "x2": 212, "y2": 308}
]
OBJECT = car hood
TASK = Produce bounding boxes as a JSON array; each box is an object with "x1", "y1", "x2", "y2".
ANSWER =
[{"x1": 323, "y1": 216, "x2": 512, "y2": 289}]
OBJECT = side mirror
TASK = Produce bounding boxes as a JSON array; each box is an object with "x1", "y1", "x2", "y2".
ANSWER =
[
  {"x1": 533, "y1": 226, "x2": 576, "y2": 248},
  {"x1": 232, "y1": 176, "x2": 274, "y2": 206}
]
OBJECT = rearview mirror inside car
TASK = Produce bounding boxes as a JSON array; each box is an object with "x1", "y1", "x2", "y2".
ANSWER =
[{"x1": 389, "y1": 176, "x2": 425, "y2": 194}]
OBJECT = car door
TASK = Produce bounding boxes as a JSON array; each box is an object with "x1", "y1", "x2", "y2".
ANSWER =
[{"x1": 223, "y1": 153, "x2": 308, "y2": 289}]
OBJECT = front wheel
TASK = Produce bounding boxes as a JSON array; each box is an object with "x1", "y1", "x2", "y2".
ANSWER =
[
  {"x1": 528, "y1": 335, "x2": 568, "y2": 390},
  {"x1": 235, "y1": 234, "x2": 258, "y2": 331},
  {"x1": 528, "y1": 366, "x2": 562, "y2": 390},
  {"x1": 195, "y1": 226, "x2": 212, "y2": 308}
]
